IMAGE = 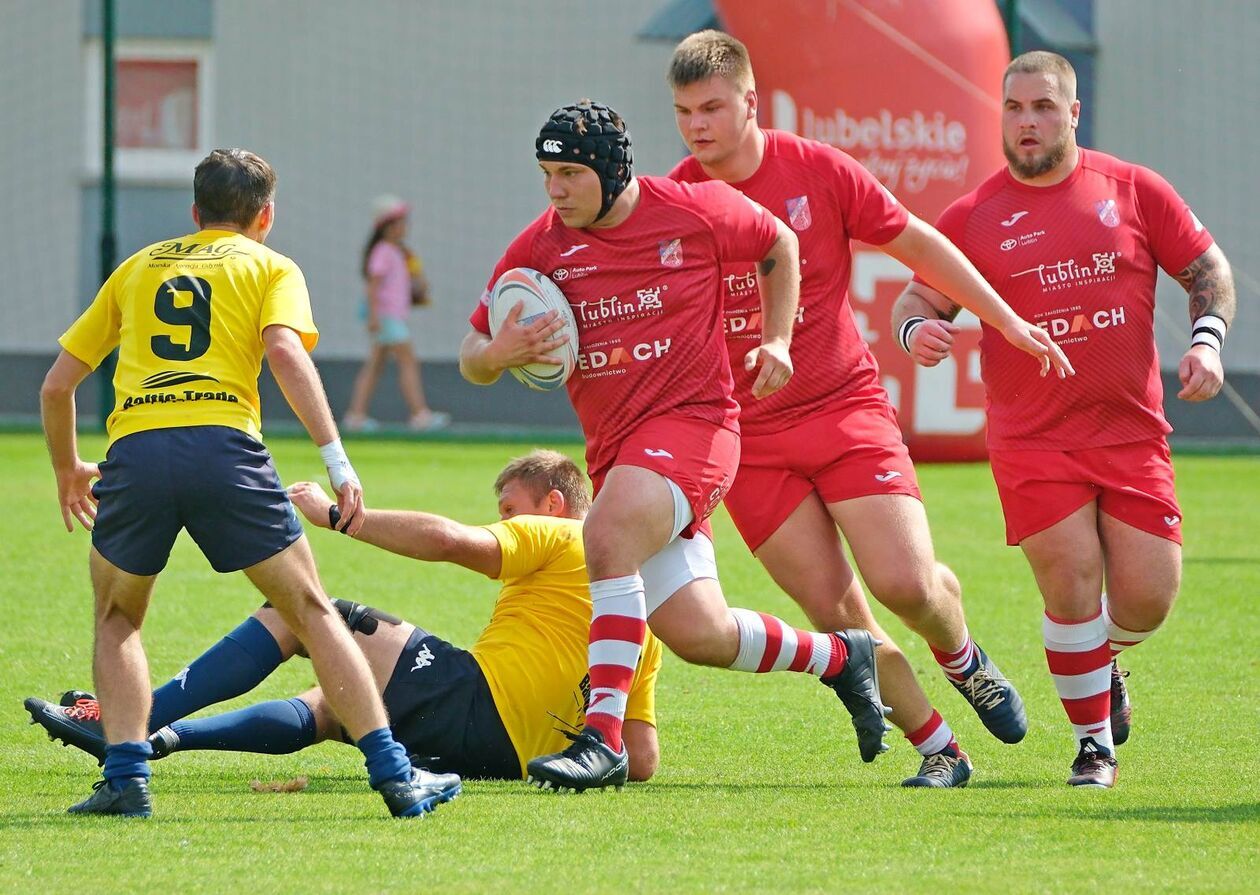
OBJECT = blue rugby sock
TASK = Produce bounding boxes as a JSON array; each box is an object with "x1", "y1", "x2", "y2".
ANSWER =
[
  {"x1": 150, "y1": 617, "x2": 283, "y2": 730},
  {"x1": 357, "y1": 727, "x2": 412, "y2": 789},
  {"x1": 167, "y1": 697, "x2": 317, "y2": 754},
  {"x1": 103, "y1": 740, "x2": 153, "y2": 789}
]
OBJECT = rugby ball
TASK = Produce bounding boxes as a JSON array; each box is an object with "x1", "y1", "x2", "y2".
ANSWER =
[{"x1": 488, "y1": 267, "x2": 579, "y2": 391}]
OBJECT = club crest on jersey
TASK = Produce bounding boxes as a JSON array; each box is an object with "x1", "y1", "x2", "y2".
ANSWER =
[
  {"x1": 659, "y1": 238, "x2": 684, "y2": 268},
  {"x1": 786, "y1": 196, "x2": 812, "y2": 231},
  {"x1": 1095, "y1": 199, "x2": 1120, "y2": 228}
]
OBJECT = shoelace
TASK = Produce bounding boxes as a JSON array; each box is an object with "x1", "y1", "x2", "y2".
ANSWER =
[
  {"x1": 66, "y1": 699, "x2": 101, "y2": 722},
  {"x1": 558, "y1": 728, "x2": 599, "y2": 758},
  {"x1": 1074, "y1": 747, "x2": 1117, "y2": 771},
  {"x1": 959, "y1": 667, "x2": 1008, "y2": 711},
  {"x1": 917, "y1": 752, "x2": 958, "y2": 778}
]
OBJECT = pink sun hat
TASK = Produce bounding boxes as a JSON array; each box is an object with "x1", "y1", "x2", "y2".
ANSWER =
[{"x1": 371, "y1": 194, "x2": 410, "y2": 227}]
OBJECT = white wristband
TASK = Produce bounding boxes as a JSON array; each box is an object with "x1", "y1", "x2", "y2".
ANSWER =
[
  {"x1": 318, "y1": 438, "x2": 359, "y2": 491},
  {"x1": 1191, "y1": 314, "x2": 1227, "y2": 353},
  {"x1": 898, "y1": 316, "x2": 928, "y2": 354}
]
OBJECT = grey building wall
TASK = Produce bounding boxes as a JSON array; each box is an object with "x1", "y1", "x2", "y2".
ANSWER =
[
  {"x1": 1, "y1": 2, "x2": 84, "y2": 357},
  {"x1": 0, "y1": 1, "x2": 1255, "y2": 438},
  {"x1": 211, "y1": 0, "x2": 682, "y2": 363},
  {"x1": 1095, "y1": 1, "x2": 1259, "y2": 374}
]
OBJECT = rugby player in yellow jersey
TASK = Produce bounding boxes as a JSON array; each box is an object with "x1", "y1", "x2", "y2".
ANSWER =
[
  {"x1": 27, "y1": 451, "x2": 662, "y2": 782},
  {"x1": 38, "y1": 149, "x2": 456, "y2": 818}
]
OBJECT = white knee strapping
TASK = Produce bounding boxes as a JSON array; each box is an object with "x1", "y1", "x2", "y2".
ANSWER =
[{"x1": 641, "y1": 529, "x2": 718, "y2": 615}]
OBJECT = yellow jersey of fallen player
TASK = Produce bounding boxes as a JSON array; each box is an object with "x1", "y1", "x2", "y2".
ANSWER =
[
  {"x1": 474, "y1": 514, "x2": 662, "y2": 776},
  {"x1": 59, "y1": 229, "x2": 318, "y2": 445}
]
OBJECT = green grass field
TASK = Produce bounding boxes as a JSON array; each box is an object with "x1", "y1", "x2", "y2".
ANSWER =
[{"x1": 2, "y1": 433, "x2": 1257, "y2": 894}]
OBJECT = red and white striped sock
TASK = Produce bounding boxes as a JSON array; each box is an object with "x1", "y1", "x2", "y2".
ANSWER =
[
  {"x1": 1101, "y1": 593, "x2": 1158, "y2": 657},
  {"x1": 584, "y1": 574, "x2": 646, "y2": 754},
  {"x1": 727, "y1": 609, "x2": 847, "y2": 677},
  {"x1": 1043, "y1": 611, "x2": 1114, "y2": 755},
  {"x1": 905, "y1": 709, "x2": 962, "y2": 757},
  {"x1": 930, "y1": 629, "x2": 979, "y2": 683}
]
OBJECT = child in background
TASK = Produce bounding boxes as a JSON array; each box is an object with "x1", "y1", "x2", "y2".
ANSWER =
[{"x1": 344, "y1": 195, "x2": 450, "y2": 432}]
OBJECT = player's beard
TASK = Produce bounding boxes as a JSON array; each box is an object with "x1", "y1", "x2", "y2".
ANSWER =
[{"x1": 1003, "y1": 130, "x2": 1071, "y2": 179}]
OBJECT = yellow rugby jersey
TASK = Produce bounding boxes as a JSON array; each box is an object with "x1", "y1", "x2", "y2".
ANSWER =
[
  {"x1": 471, "y1": 515, "x2": 662, "y2": 777},
  {"x1": 59, "y1": 229, "x2": 317, "y2": 445}
]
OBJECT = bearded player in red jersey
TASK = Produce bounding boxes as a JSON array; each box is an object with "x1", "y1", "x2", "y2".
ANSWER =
[
  {"x1": 460, "y1": 100, "x2": 890, "y2": 792},
  {"x1": 667, "y1": 32, "x2": 1074, "y2": 787},
  {"x1": 894, "y1": 52, "x2": 1236, "y2": 788}
]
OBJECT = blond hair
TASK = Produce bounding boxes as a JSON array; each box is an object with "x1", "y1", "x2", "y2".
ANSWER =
[
  {"x1": 1004, "y1": 51, "x2": 1077, "y2": 102},
  {"x1": 668, "y1": 29, "x2": 755, "y2": 93},
  {"x1": 494, "y1": 449, "x2": 590, "y2": 517}
]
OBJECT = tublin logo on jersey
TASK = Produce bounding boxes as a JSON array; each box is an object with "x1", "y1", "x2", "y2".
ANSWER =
[
  {"x1": 723, "y1": 271, "x2": 758, "y2": 298},
  {"x1": 142, "y1": 370, "x2": 220, "y2": 389},
  {"x1": 1012, "y1": 252, "x2": 1120, "y2": 293},
  {"x1": 1001, "y1": 211, "x2": 1029, "y2": 227},
  {"x1": 574, "y1": 286, "x2": 667, "y2": 328},
  {"x1": 659, "y1": 238, "x2": 683, "y2": 268},
  {"x1": 786, "y1": 196, "x2": 813, "y2": 231},
  {"x1": 1095, "y1": 199, "x2": 1121, "y2": 228}
]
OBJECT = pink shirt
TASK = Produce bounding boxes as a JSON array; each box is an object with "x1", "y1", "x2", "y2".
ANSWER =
[
  {"x1": 471, "y1": 176, "x2": 778, "y2": 478},
  {"x1": 670, "y1": 130, "x2": 909, "y2": 434},
  {"x1": 919, "y1": 149, "x2": 1213, "y2": 450},
  {"x1": 367, "y1": 241, "x2": 411, "y2": 320}
]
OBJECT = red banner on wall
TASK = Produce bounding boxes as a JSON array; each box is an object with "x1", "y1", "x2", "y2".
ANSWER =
[{"x1": 714, "y1": 0, "x2": 1010, "y2": 460}]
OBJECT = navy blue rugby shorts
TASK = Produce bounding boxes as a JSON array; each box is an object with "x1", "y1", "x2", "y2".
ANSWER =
[
  {"x1": 383, "y1": 627, "x2": 521, "y2": 780},
  {"x1": 91, "y1": 425, "x2": 303, "y2": 576}
]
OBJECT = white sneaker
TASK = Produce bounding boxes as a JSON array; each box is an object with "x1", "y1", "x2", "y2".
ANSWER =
[
  {"x1": 408, "y1": 410, "x2": 450, "y2": 432},
  {"x1": 343, "y1": 415, "x2": 380, "y2": 433}
]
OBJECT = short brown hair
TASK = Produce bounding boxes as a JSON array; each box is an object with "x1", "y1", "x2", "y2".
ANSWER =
[
  {"x1": 1004, "y1": 51, "x2": 1077, "y2": 102},
  {"x1": 193, "y1": 148, "x2": 277, "y2": 228},
  {"x1": 668, "y1": 29, "x2": 755, "y2": 92},
  {"x1": 494, "y1": 449, "x2": 591, "y2": 517}
]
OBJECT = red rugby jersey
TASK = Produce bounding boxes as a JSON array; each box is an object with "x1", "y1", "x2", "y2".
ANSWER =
[
  {"x1": 917, "y1": 149, "x2": 1213, "y2": 450},
  {"x1": 670, "y1": 130, "x2": 908, "y2": 434},
  {"x1": 472, "y1": 175, "x2": 778, "y2": 477}
]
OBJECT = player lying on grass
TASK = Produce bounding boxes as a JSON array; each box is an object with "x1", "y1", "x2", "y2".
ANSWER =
[{"x1": 26, "y1": 451, "x2": 662, "y2": 783}]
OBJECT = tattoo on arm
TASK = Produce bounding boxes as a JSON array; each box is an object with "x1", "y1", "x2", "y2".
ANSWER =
[
  {"x1": 1173, "y1": 246, "x2": 1236, "y2": 325},
  {"x1": 757, "y1": 258, "x2": 777, "y2": 276},
  {"x1": 939, "y1": 300, "x2": 963, "y2": 322}
]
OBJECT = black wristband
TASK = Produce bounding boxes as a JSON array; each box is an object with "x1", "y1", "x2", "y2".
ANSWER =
[{"x1": 898, "y1": 316, "x2": 928, "y2": 354}]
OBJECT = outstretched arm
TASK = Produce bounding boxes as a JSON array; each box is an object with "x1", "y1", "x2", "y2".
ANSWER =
[
  {"x1": 1172, "y1": 243, "x2": 1236, "y2": 402},
  {"x1": 264, "y1": 324, "x2": 365, "y2": 535},
  {"x1": 884, "y1": 215, "x2": 1073, "y2": 378},
  {"x1": 288, "y1": 481, "x2": 503, "y2": 578}
]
